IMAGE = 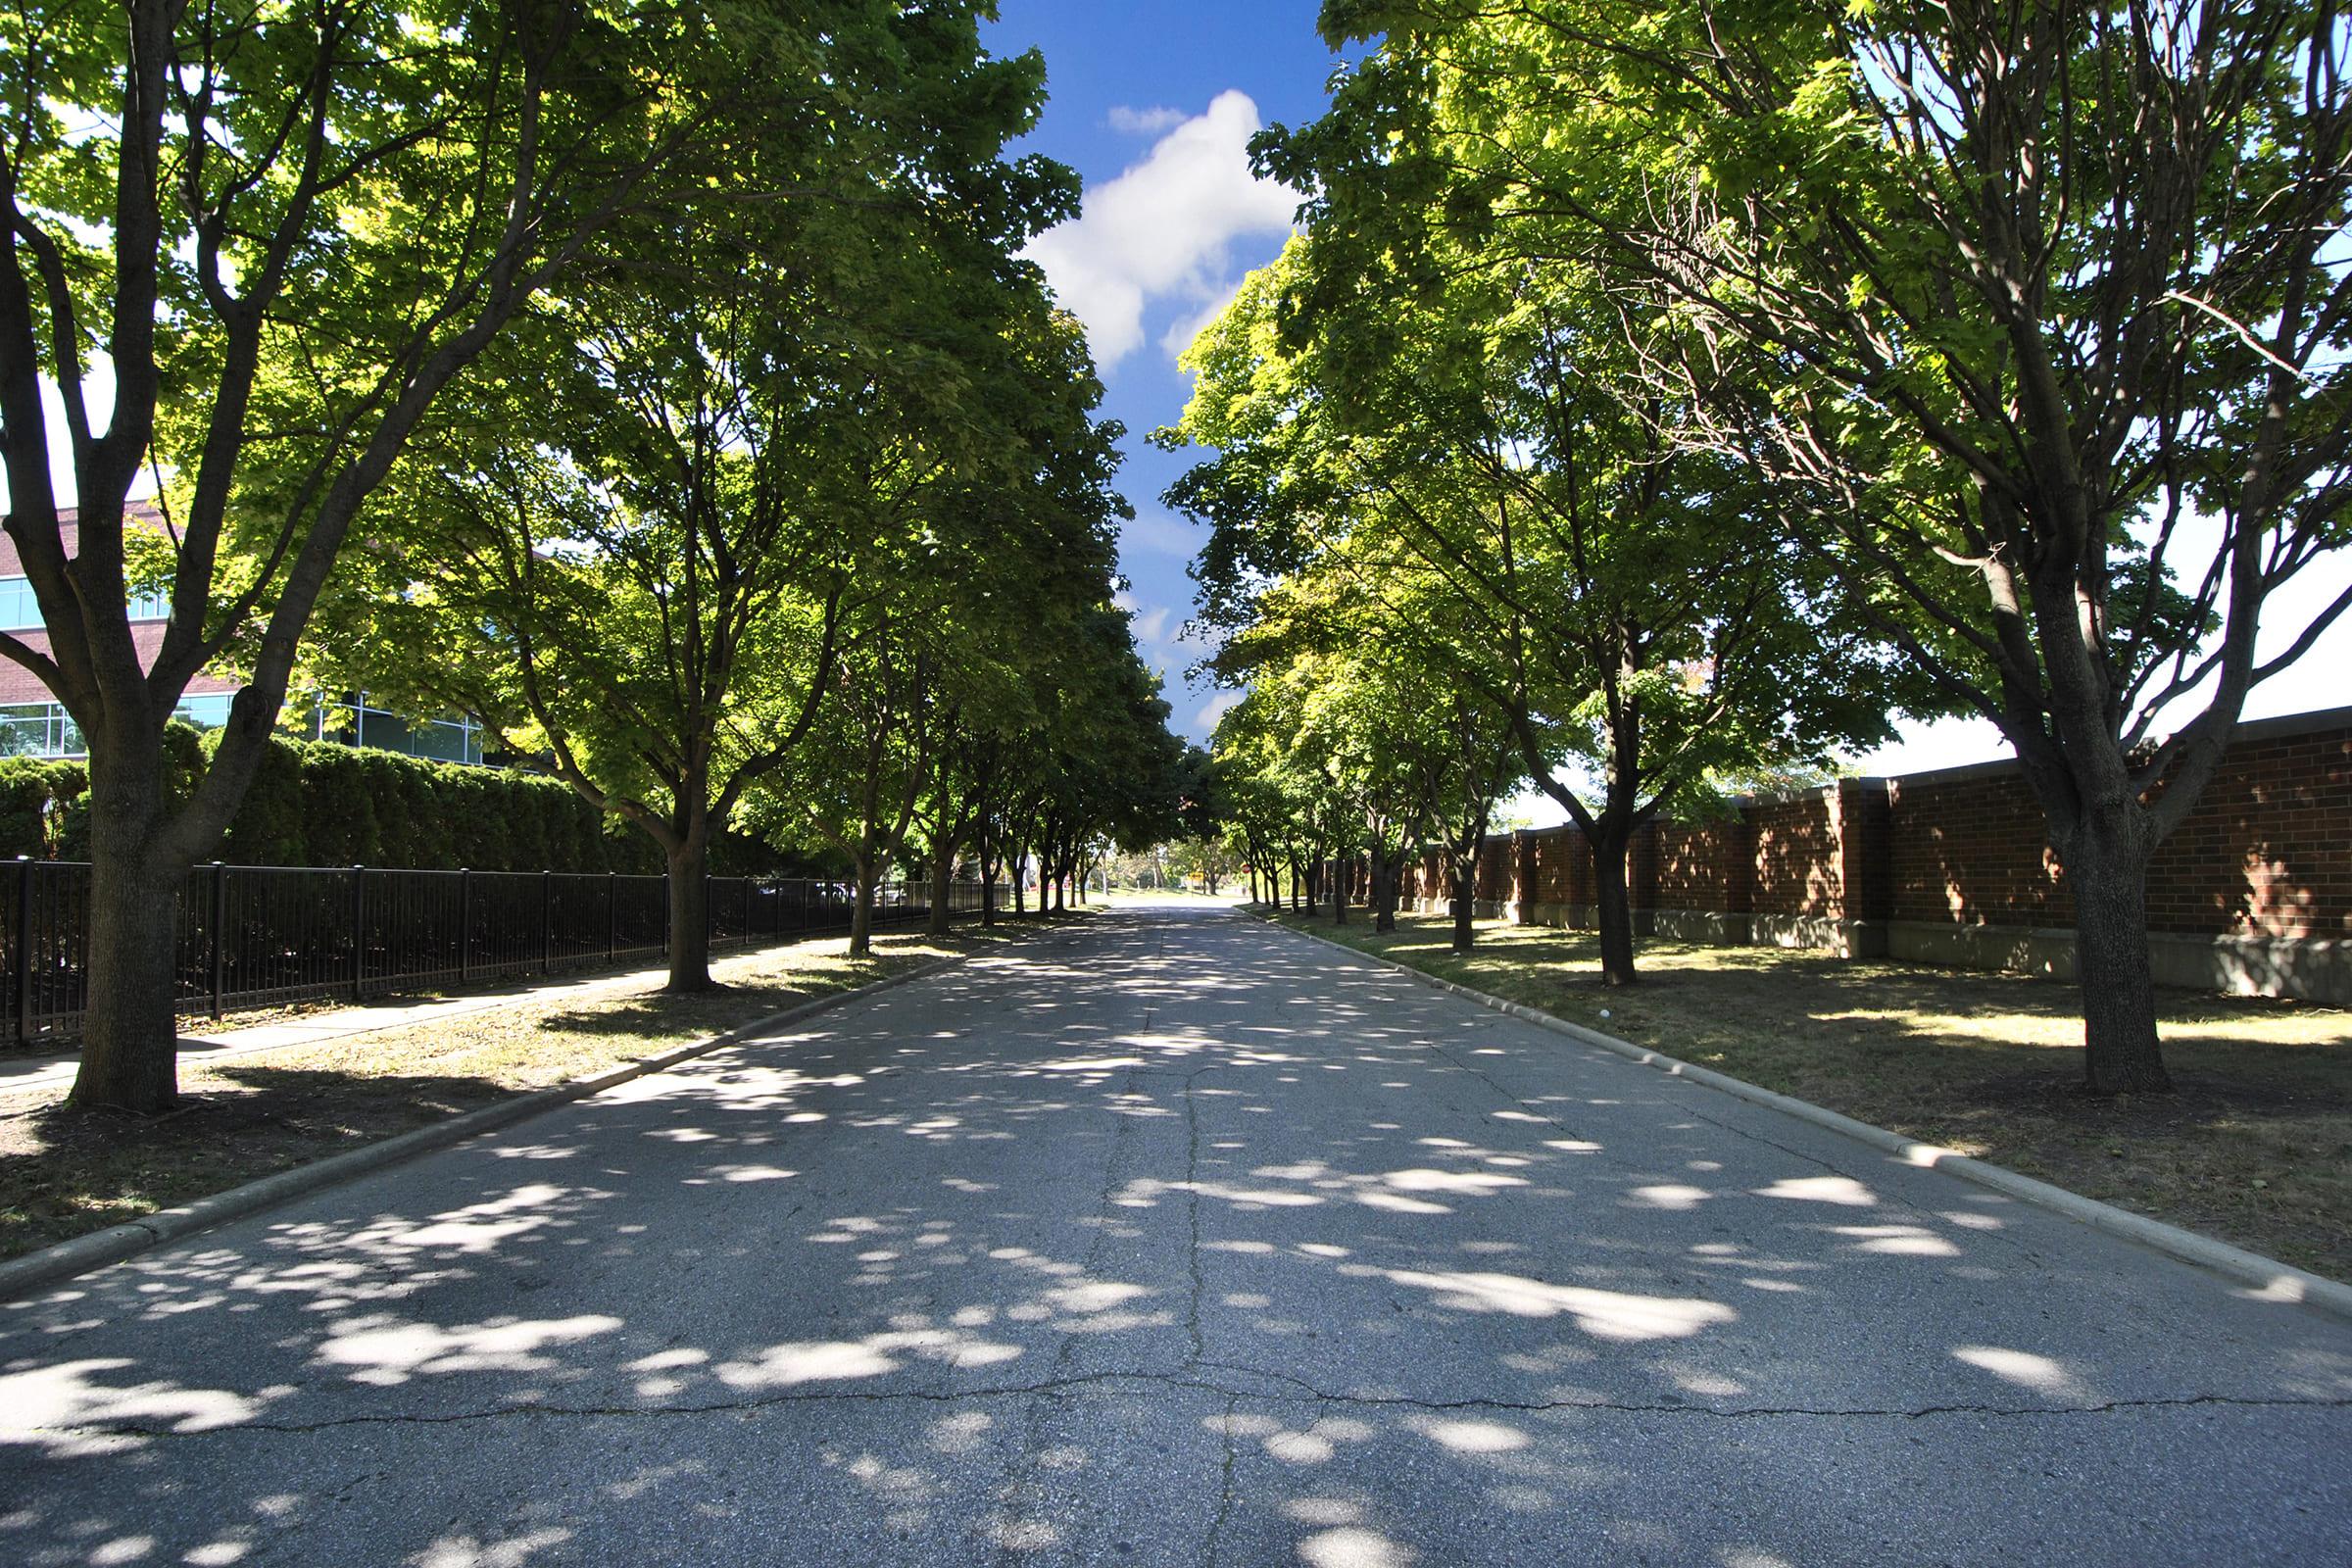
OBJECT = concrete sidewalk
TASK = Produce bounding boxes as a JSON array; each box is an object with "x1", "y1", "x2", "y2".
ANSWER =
[{"x1": 0, "y1": 956, "x2": 686, "y2": 1100}]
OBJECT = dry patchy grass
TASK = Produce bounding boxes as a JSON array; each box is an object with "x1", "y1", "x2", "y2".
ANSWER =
[
  {"x1": 1276, "y1": 909, "x2": 2352, "y2": 1282},
  {"x1": 0, "y1": 918, "x2": 1047, "y2": 1263}
]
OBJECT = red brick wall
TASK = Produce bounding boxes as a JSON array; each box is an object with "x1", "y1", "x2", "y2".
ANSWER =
[
  {"x1": 1886, "y1": 767, "x2": 2067, "y2": 928},
  {"x1": 1316, "y1": 709, "x2": 2351, "y2": 946},
  {"x1": 2145, "y1": 721, "x2": 2350, "y2": 937},
  {"x1": 1838, "y1": 779, "x2": 1894, "y2": 923},
  {"x1": 1475, "y1": 838, "x2": 1512, "y2": 904},
  {"x1": 1880, "y1": 721, "x2": 2352, "y2": 937},
  {"x1": 1525, "y1": 825, "x2": 1579, "y2": 905},
  {"x1": 1485, "y1": 710, "x2": 2352, "y2": 942},
  {"x1": 1654, "y1": 818, "x2": 1751, "y2": 912},
  {"x1": 1747, "y1": 793, "x2": 1842, "y2": 919}
]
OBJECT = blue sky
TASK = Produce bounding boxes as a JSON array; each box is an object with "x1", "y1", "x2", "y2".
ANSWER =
[{"x1": 982, "y1": 3, "x2": 1343, "y2": 744}]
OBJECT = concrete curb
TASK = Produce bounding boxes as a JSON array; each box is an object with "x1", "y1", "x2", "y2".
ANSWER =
[
  {"x1": 1258, "y1": 909, "x2": 2352, "y2": 1327},
  {"x1": 0, "y1": 950, "x2": 975, "y2": 1306}
]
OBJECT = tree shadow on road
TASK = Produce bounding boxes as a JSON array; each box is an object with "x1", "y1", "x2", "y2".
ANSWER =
[{"x1": 3, "y1": 908, "x2": 2348, "y2": 1567}]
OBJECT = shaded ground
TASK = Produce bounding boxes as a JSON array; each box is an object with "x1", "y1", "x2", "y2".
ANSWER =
[
  {"x1": 1, "y1": 900, "x2": 2344, "y2": 1568},
  {"x1": 1274, "y1": 907, "x2": 2352, "y2": 1281},
  {"x1": 0, "y1": 920, "x2": 1046, "y2": 1262}
]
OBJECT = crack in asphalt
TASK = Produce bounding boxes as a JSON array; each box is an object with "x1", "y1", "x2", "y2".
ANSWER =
[
  {"x1": 1201, "y1": 1390, "x2": 1240, "y2": 1568},
  {"x1": 1180, "y1": 1061, "x2": 1213, "y2": 1365},
  {"x1": 14, "y1": 1365, "x2": 2347, "y2": 1444},
  {"x1": 991, "y1": 919, "x2": 1170, "y2": 1568}
]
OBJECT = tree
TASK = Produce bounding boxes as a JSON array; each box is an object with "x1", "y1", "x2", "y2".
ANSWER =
[
  {"x1": 1030, "y1": 613, "x2": 1190, "y2": 903},
  {"x1": 1209, "y1": 680, "x2": 1344, "y2": 918},
  {"x1": 1169, "y1": 241, "x2": 1924, "y2": 981},
  {"x1": 1283, "y1": 1, "x2": 2352, "y2": 1088},
  {"x1": 797, "y1": 600, "x2": 941, "y2": 956},
  {"x1": 3, "y1": 0, "x2": 1048, "y2": 1109},
  {"x1": 309, "y1": 65, "x2": 1077, "y2": 986},
  {"x1": 1196, "y1": 514, "x2": 1525, "y2": 945}
]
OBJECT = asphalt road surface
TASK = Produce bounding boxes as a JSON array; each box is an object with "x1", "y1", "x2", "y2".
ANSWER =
[{"x1": 4, "y1": 899, "x2": 2348, "y2": 1566}]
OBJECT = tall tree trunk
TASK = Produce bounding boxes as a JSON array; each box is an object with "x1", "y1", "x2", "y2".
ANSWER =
[
  {"x1": 1592, "y1": 825, "x2": 1638, "y2": 987},
  {"x1": 1333, "y1": 854, "x2": 1349, "y2": 926},
  {"x1": 68, "y1": 746, "x2": 183, "y2": 1110},
  {"x1": 2063, "y1": 819, "x2": 2172, "y2": 1094},
  {"x1": 1373, "y1": 853, "x2": 1398, "y2": 933},
  {"x1": 927, "y1": 841, "x2": 955, "y2": 937},
  {"x1": 849, "y1": 842, "x2": 879, "y2": 958},
  {"x1": 665, "y1": 832, "x2": 714, "y2": 992},
  {"x1": 1449, "y1": 863, "x2": 1477, "y2": 955},
  {"x1": 979, "y1": 817, "x2": 998, "y2": 929}
]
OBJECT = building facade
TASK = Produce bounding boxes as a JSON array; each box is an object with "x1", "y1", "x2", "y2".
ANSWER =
[{"x1": 1, "y1": 505, "x2": 484, "y2": 764}]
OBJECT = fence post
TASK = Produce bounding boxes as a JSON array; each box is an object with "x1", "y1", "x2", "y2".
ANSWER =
[
  {"x1": 350, "y1": 865, "x2": 367, "y2": 1002},
  {"x1": 607, "y1": 870, "x2": 617, "y2": 963},
  {"x1": 14, "y1": 857, "x2": 31, "y2": 1047},
  {"x1": 458, "y1": 867, "x2": 472, "y2": 985},
  {"x1": 541, "y1": 870, "x2": 554, "y2": 974},
  {"x1": 211, "y1": 861, "x2": 228, "y2": 1018}
]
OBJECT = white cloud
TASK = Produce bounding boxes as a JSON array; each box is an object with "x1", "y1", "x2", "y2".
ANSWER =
[
  {"x1": 1195, "y1": 692, "x2": 1243, "y2": 732},
  {"x1": 1115, "y1": 594, "x2": 1221, "y2": 707},
  {"x1": 1107, "y1": 105, "x2": 1189, "y2": 136},
  {"x1": 1158, "y1": 286, "x2": 1249, "y2": 362},
  {"x1": 1128, "y1": 603, "x2": 1173, "y2": 644},
  {"x1": 1025, "y1": 90, "x2": 1299, "y2": 370},
  {"x1": 1119, "y1": 510, "x2": 1201, "y2": 560}
]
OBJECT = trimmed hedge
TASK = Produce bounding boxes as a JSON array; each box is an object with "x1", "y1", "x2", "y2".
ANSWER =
[
  {"x1": 0, "y1": 731, "x2": 814, "y2": 875},
  {"x1": 210, "y1": 734, "x2": 662, "y2": 872},
  {"x1": 0, "y1": 731, "x2": 661, "y2": 873},
  {"x1": 0, "y1": 757, "x2": 86, "y2": 860}
]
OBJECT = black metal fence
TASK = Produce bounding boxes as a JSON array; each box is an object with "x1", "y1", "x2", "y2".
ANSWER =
[{"x1": 5, "y1": 858, "x2": 986, "y2": 1047}]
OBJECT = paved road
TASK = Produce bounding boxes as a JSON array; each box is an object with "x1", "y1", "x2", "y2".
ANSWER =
[{"x1": 3, "y1": 901, "x2": 2347, "y2": 1566}]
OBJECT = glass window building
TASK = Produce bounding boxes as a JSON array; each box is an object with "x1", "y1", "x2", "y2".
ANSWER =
[{"x1": 0, "y1": 571, "x2": 487, "y2": 767}]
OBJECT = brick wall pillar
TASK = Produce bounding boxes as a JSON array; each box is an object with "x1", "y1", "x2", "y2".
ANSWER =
[
  {"x1": 1631, "y1": 821, "x2": 1659, "y2": 936},
  {"x1": 1832, "y1": 778, "x2": 1892, "y2": 957},
  {"x1": 1728, "y1": 814, "x2": 1755, "y2": 919},
  {"x1": 1511, "y1": 829, "x2": 1535, "y2": 923},
  {"x1": 1567, "y1": 827, "x2": 1593, "y2": 921}
]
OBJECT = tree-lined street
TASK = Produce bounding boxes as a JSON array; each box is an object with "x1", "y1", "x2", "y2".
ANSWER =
[{"x1": 5, "y1": 899, "x2": 2345, "y2": 1566}]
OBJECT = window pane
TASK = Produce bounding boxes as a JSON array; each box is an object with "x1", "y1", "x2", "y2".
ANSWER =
[
  {"x1": 0, "y1": 706, "x2": 47, "y2": 757},
  {"x1": 0, "y1": 579, "x2": 42, "y2": 632},
  {"x1": 172, "y1": 694, "x2": 233, "y2": 729},
  {"x1": 406, "y1": 720, "x2": 468, "y2": 764}
]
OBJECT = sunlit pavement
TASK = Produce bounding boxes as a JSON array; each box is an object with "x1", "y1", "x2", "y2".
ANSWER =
[{"x1": 3, "y1": 900, "x2": 2347, "y2": 1566}]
